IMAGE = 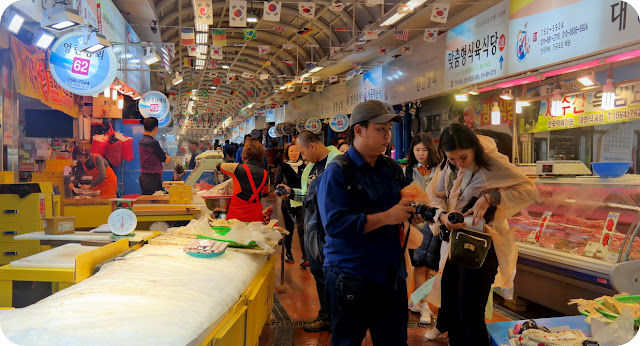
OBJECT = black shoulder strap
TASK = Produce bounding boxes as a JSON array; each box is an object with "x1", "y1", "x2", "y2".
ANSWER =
[
  {"x1": 383, "y1": 156, "x2": 405, "y2": 185},
  {"x1": 404, "y1": 164, "x2": 414, "y2": 185}
]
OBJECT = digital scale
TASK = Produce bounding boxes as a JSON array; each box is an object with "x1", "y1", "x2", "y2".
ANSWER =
[{"x1": 535, "y1": 160, "x2": 592, "y2": 176}]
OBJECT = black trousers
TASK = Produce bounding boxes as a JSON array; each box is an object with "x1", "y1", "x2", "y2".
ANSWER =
[
  {"x1": 435, "y1": 245, "x2": 499, "y2": 346},
  {"x1": 282, "y1": 200, "x2": 305, "y2": 258},
  {"x1": 139, "y1": 173, "x2": 162, "y2": 195},
  {"x1": 305, "y1": 247, "x2": 330, "y2": 323},
  {"x1": 324, "y1": 266, "x2": 408, "y2": 346}
]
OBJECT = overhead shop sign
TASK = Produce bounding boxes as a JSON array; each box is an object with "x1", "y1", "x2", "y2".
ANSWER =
[
  {"x1": 329, "y1": 114, "x2": 349, "y2": 132},
  {"x1": 507, "y1": 0, "x2": 640, "y2": 75},
  {"x1": 96, "y1": 0, "x2": 127, "y2": 83},
  {"x1": 305, "y1": 118, "x2": 323, "y2": 133},
  {"x1": 384, "y1": 38, "x2": 445, "y2": 105},
  {"x1": 139, "y1": 91, "x2": 171, "y2": 124},
  {"x1": 444, "y1": 0, "x2": 509, "y2": 90},
  {"x1": 520, "y1": 83, "x2": 640, "y2": 133},
  {"x1": 48, "y1": 32, "x2": 119, "y2": 97},
  {"x1": 10, "y1": 37, "x2": 83, "y2": 118}
]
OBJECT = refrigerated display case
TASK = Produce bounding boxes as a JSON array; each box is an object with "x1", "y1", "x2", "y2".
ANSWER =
[{"x1": 509, "y1": 175, "x2": 640, "y2": 315}]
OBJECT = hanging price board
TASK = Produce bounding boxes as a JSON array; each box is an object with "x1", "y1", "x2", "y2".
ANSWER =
[
  {"x1": 139, "y1": 91, "x2": 170, "y2": 121},
  {"x1": 329, "y1": 113, "x2": 349, "y2": 132},
  {"x1": 596, "y1": 212, "x2": 619, "y2": 259},
  {"x1": 48, "y1": 32, "x2": 118, "y2": 96}
]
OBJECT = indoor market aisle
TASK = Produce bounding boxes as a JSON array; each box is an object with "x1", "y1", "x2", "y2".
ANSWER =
[{"x1": 259, "y1": 193, "x2": 512, "y2": 345}]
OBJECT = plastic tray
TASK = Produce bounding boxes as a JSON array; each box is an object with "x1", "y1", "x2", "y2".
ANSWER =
[
  {"x1": 579, "y1": 295, "x2": 640, "y2": 326},
  {"x1": 185, "y1": 250, "x2": 226, "y2": 258}
]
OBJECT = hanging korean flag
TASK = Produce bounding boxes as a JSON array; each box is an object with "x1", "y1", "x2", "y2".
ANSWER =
[
  {"x1": 316, "y1": 85, "x2": 324, "y2": 92},
  {"x1": 263, "y1": 1, "x2": 281, "y2": 22},
  {"x1": 295, "y1": 76, "x2": 304, "y2": 83},
  {"x1": 260, "y1": 74, "x2": 269, "y2": 80},
  {"x1": 340, "y1": 77, "x2": 347, "y2": 83},
  {"x1": 181, "y1": 28, "x2": 196, "y2": 45},
  {"x1": 356, "y1": 46, "x2": 366, "y2": 52},
  {"x1": 329, "y1": 1, "x2": 345, "y2": 12},
  {"x1": 329, "y1": 76, "x2": 338, "y2": 83},
  {"x1": 243, "y1": 29, "x2": 257, "y2": 41},
  {"x1": 242, "y1": 72, "x2": 253, "y2": 79},
  {"x1": 227, "y1": 74, "x2": 235, "y2": 83},
  {"x1": 211, "y1": 46, "x2": 223, "y2": 59},
  {"x1": 378, "y1": 47, "x2": 389, "y2": 56},
  {"x1": 287, "y1": 85, "x2": 295, "y2": 92},
  {"x1": 301, "y1": 85, "x2": 310, "y2": 93},
  {"x1": 258, "y1": 45, "x2": 270, "y2": 55},
  {"x1": 364, "y1": 30, "x2": 379, "y2": 40},
  {"x1": 401, "y1": 46, "x2": 413, "y2": 55},
  {"x1": 194, "y1": 0, "x2": 214, "y2": 26},
  {"x1": 298, "y1": 2, "x2": 315, "y2": 19},
  {"x1": 330, "y1": 47, "x2": 341, "y2": 56},
  {"x1": 187, "y1": 45, "x2": 199, "y2": 56},
  {"x1": 282, "y1": 43, "x2": 294, "y2": 49},
  {"x1": 424, "y1": 28, "x2": 438, "y2": 42},
  {"x1": 229, "y1": 0, "x2": 247, "y2": 27},
  {"x1": 431, "y1": 3, "x2": 450, "y2": 24},
  {"x1": 311, "y1": 76, "x2": 321, "y2": 84}
]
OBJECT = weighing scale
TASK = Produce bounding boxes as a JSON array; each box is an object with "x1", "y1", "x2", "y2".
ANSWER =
[
  {"x1": 108, "y1": 208, "x2": 137, "y2": 237},
  {"x1": 535, "y1": 160, "x2": 592, "y2": 176},
  {"x1": 185, "y1": 151, "x2": 225, "y2": 186}
]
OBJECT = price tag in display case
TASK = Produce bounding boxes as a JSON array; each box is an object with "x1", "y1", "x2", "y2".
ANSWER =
[
  {"x1": 583, "y1": 241, "x2": 600, "y2": 257},
  {"x1": 596, "y1": 212, "x2": 619, "y2": 259},
  {"x1": 526, "y1": 211, "x2": 552, "y2": 245}
]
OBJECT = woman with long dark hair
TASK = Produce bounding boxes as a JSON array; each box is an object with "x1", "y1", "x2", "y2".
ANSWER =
[
  {"x1": 404, "y1": 133, "x2": 441, "y2": 324},
  {"x1": 423, "y1": 123, "x2": 536, "y2": 344},
  {"x1": 274, "y1": 144, "x2": 308, "y2": 267}
]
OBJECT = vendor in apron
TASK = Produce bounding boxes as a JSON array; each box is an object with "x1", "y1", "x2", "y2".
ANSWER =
[
  {"x1": 217, "y1": 139, "x2": 269, "y2": 222},
  {"x1": 69, "y1": 146, "x2": 118, "y2": 199}
]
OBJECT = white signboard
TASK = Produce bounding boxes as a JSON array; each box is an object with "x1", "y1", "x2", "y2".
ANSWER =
[
  {"x1": 444, "y1": 0, "x2": 510, "y2": 90},
  {"x1": 97, "y1": 0, "x2": 126, "y2": 82},
  {"x1": 508, "y1": 0, "x2": 640, "y2": 75},
  {"x1": 384, "y1": 38, "x2": 445, "y2": 105}
]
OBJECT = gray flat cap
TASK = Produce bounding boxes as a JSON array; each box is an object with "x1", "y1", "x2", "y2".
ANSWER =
[{"x1": 350, "y1": 100, "x2": 402, "y2": 125}]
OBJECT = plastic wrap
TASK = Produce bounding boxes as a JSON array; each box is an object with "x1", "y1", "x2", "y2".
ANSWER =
[
  {"x1": 185, "y1": 216, "x2": 282, "y2": 254},
  {"x1": 0, "y1": 245, "x2": 267, "y2": 346}
]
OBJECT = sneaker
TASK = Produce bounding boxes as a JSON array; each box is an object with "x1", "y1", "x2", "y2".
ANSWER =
[
  {"x1": 300, "y1": 258, "x2": 309, "y2": 268},
  {"x1": 419, "y1": 304, "x2": 433, "y2": 325},
  {"x1": 303, "y1": 317, "x2": 331, "y2": 332},
  {"x1": 424, "y1": 328, "x2": 442, "y2": 341},
  {"x1": 285, "y1": 253, "x2": 294, "y2": 264},
  {"x1": 409, "y1": 300, "x2": 422, "y2": 313}
]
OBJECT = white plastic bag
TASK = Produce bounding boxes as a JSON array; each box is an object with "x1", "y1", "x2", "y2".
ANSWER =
[
  {"x1": 591, "y1": 306, "x2": 636, "y2": 346},
  {"x1": 189, "y1": 216, "x2": 282, "y2": 254}
]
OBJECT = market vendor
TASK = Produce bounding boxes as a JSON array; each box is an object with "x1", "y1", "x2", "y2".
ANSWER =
[
  {"x1": 68, "y1": 146, "x2": 118, "y2": 199},
  {"x1": 216, "y1": 139, "x2": 269, "y2": 222}
]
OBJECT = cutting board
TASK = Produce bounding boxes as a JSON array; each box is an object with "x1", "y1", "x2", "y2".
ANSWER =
[
  {"x1": 10, "y1": 244, "x2": 99, "y2": 269},
  {"x1": 135, "y1": 195, "x2": 170, "y2": 204}
]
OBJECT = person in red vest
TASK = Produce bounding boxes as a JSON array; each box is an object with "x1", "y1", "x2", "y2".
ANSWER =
[
  {"x1": 217, "y1": 139, "x2": 269, "y2": 222},
  {"x1": 69, "y1": 146, "x2": 118, "y2": 199}
]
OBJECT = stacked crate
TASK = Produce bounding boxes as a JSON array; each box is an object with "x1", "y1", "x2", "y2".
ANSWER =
[
  {"x1": 168, "y1": 185, "x2": 193, "y2": 204},
  {"x1": 31, "y1": 159, "x2": 71, "y2": 194}
]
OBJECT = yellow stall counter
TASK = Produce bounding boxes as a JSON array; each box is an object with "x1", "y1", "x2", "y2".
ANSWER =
[{"x1": 62, "y1": 199, "x2": 112, "y2": 229}]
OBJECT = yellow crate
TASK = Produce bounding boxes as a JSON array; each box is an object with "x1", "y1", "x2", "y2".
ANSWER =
[
  {"x1": 168, "y1": 185, "x2": 193, "y2": 204},
  {"x1": 46, "y1": 159, "x2": 72, "y2": 171},
  {"x1": 0, "y1": 172, "x2": 15, "y2": 184}
]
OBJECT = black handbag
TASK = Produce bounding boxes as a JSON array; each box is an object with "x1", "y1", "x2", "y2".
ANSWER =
[{"x1": 449, "y1": 227, "x2": 492, "y2": 269}]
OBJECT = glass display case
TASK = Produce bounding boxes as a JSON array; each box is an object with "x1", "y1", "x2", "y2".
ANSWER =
[{"x1": 508, "y1": 175, "x2": 640, "y2": 315}]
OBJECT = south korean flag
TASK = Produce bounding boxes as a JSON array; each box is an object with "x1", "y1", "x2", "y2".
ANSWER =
[
  {"x1": 263, "y1": 1, "x2": 281, "y2": 22},
  {"x1": 298, "y1": 2, "x2": 315, "y2": 19},
  {"x1": 229, "y1": 0, "x2": 247, "y2": 27}
]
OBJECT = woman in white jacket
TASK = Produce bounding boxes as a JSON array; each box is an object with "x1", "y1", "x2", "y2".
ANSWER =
[{"x1": 424, "y1": 123, "x2": 536, "y2": 345}]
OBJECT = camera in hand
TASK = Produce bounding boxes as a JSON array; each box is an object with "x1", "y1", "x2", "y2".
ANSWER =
[
  {"x1": 412, "y1": 204, "x2": 464, "y2": 225},
  {"x1": 275, "y1": 185, "x2": 288, "y2": 197}
]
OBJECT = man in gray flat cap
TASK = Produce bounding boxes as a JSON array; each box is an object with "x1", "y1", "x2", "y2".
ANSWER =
[{"x1": 316, "y1": 100, "x2": 421, "y2": 345}]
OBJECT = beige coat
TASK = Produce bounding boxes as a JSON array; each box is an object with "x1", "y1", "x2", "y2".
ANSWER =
[{"x1": 426, "y1": 136, "x2": 536, "y2": 306}]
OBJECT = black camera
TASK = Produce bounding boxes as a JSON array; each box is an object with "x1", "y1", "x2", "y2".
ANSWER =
[
  {"x1": 413, "y1": 204, "x2": 465, "y2": 225},
  {"x1": 275, "y1": 185, "x2": 289, "y2": 197}
]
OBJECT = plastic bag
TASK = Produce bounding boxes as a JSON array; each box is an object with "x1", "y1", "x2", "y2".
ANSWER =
[
  {"x1": 591, "y1": 307, "x2": 636, "y2": 346},
  {"x1": 90, "y1": 135, "x2": 109, "y2": 156},
  {"x1": 104, "y1": 139, "x2": 123, "y2": 166},
  {"x1": 207, "y1": 179, "x2": 233, "y2": 196},
  {"x1": 189, "y1": 216, "x2": 282, "y2": 254}
]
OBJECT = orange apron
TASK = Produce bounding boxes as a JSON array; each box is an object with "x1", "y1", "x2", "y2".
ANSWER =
[
  {"x1": 83, "y1": 154, "x2": 118, "y2": 199},
  {"x1": 226, "y1": 164, "x2": 267, "y2": 222}
]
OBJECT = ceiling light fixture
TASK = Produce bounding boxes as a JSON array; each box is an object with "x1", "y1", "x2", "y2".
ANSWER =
[
  {"x1": 601, "y1": 64, "x2": 616, "y2": 110},
  {"x1": 221, "y1": 65, "x2": 229, "y2": 69},
  {"x1": 491, "y1": 102, "x2": 501, "y2": 125},
  {"x1": 117, "y1": 96, "x2": 124, "y2": 109},
  {"x1": 577, "y1": 70, "x2": 596, "y2": 87},
  {"x1": 405, "y1": 0, "x2": 431, "y2": 10},
  {"x1": 7, "y1": 11, "x2": 24, "y2": 34},
  {"x1": 32, "y1": 29, "x2": 56, "y2": 49},
  {"x1": 247, "y1": 17, "x2": 258, "y2": 23},
  {"x1": 550, "y1": 84, "x2": 563, "y2": 117},
  {"x1": 381, "y1": 13, "x2": 408, "y2": 26},
  {"x1": 143, "y1": 45, "x2": 160, "y2": 65},
  {"x1": 172, "y1": 72, "x2": 183, "y2": 86},
  {"x1": 112, "y1": 88, "x2": 118, "y2": 101},
  {"x1": 103, "y1": 87, "x2": 110, "y2": 98},
  {"x1": 195, "y1": 23, "x2": 209, "y2": 32},
  {"x1": 79, "y1": 30, "x2": 111, "y2": 53},
  {"x1": 499, "y1": 89, "x2": 514, "y2": 100},
  {"x1": 454, "y1": 94, "x2": 468, "y2": 102},
  {"x1": 515, "y1": 100, "x2": 530, "y2": 114},
  {"x1": 467, "y1": 85, "x2": 480, "y2": 95},
  {"x1": 41, "y1": 3, "x2": 83, "y2": 31}
]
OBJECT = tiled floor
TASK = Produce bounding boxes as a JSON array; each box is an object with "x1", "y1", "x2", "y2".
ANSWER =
[{"x1": 259, "y1": 194, "x2": 512, "y2": 345}]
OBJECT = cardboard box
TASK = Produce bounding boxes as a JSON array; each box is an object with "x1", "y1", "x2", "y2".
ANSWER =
[{"x1": 43, "y1": 216, "x2": 76, "y2": 235}]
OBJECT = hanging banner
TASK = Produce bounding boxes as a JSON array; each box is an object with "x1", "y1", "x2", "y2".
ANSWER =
[
  {"x1": 139, "y1": 91, "x2": 171, "y2": 120},
  {"x1": 329, "y1": 113, "x2": 350, "y2": 132},
  {"x1": 48, "y1": 32, "x2": 118, "y2": 97},
  {"x1": 520, "y1": 84, "x2": 640, "y2": 133},
  {"x1": 125, "y1": 23, "x2": 150, "y2": 95},
  {"x1": 507, "y1": 0, "x2": 640, "y2": 75},
  {"x1": 305, "y1": 118, "x2": 322, "y2": 133},
  {"x1": 96, "y1": 0, "x2": 127, "y2": 82},
  {"x1": 444, "y1": 0, "x2": 509, "y2": 90},
  {"x1": 10, "y1": 37, "x2": 82, "y2": 118},
  {"x1": 458, "y1": 97, "x2": 515, "y2": 129}
]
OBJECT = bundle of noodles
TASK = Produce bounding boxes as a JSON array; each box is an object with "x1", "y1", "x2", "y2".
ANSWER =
[{"x1": 401, "y1": 184, "x2": 429, "y2": 204}]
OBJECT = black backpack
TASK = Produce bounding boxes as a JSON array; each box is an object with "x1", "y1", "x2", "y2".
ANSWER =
[{"x1": 304, "y1": 154, "x2": 404, "y2": 263}]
